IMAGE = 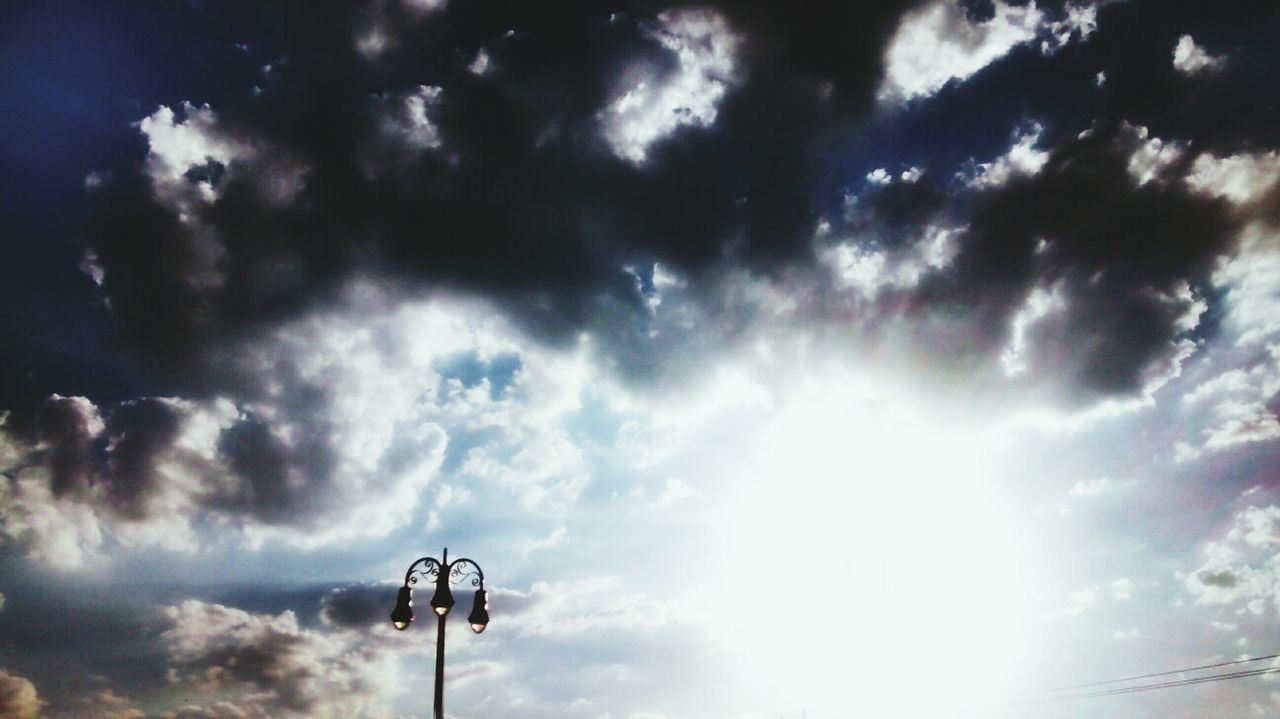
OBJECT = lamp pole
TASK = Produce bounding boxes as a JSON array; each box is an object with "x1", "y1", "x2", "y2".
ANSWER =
[{"x1": 391, "y1": 548, "x2": 490, "y2": 719}]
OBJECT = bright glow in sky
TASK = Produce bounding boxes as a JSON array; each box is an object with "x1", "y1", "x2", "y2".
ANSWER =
[{"x1": 704, "y1": 373, "x2": 1038, "y2": 717}]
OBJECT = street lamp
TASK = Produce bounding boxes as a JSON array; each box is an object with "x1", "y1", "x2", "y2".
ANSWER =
[{"x1": 391, "y1": 548, "x2": 489, "y2": 719}]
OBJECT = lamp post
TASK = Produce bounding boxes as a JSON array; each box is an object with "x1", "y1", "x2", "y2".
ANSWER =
[{"x1": 390, "y1": 548, "x2": 489, "y2": 719}]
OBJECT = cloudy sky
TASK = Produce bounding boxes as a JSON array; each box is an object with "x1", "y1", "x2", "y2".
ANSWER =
[{"x1": 1, "y1": 0, "x2": 1279, "y2": 717}]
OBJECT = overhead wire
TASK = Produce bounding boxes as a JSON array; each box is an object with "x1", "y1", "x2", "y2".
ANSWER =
[
  {"x1": 1006, "y1": 653, "x2": 1280, "y2": 705},
  {"x1": 1014, "y1": 666, "x2": 1280, "y2": 704},
  {"x1": 1020, "y1": 651, "x2": 1280, "y2": 694}
]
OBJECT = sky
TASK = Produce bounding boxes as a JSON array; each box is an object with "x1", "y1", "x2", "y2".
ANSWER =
[{"x1": 1, "y1": 0, "x2": 1279, "y2": 717}]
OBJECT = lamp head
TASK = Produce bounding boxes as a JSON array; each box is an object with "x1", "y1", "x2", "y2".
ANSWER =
[
  {"x1": 468, "y1": 588, "x2": 489, "y2": 634},
  {"x1": 430, "y1": 578, "x2": 455, "y2": 617},
  {"x1": 390, "y1": 586, "x2": 413, "y2": 631}
]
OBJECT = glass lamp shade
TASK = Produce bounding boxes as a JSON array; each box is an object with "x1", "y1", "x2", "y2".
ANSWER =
[
  {"x1": 431, "y1": 580, "x2": 455, "y2": 616},
  {"x1": 468, "y1": 588, "x2": 489, "y2": 633},
  {"x1": 390, "y1": 586, "x2": 414, "y2": 630}
]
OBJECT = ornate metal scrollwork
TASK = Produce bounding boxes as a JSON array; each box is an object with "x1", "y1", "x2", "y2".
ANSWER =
[
  {"x1": 403, "y1": 555, "x2": 485, "y2": 589},
  {"x1": 404, "y1": 557, "x2": 443, "y2": 588},
  {"x1": 447, "y1": 558, "x2": 485, "y2": 588}
]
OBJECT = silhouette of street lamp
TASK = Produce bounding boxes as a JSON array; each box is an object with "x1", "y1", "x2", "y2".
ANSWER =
[{"x1": 391, "y1": 548, "x2": 489, "y2": 719}]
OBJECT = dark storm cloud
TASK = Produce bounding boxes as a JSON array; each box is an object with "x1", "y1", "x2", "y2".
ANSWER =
[
  {"x1": 0, "y1": 581, "x2": 169, "y2": 712},
  {"x1": 102, "y1": 398, "x2": 184, "y2": 519},
  {"x1": 317, "y1": 581, "x2": 545, "y2": 633},
  {"x1": 70, "y1": 0, "x2": 1274, "y2": 406},
  {"x1": 958, "y1": 0, "x2": 996, "y2": 24},
  {"x1": 914, "y1": 121, "x2": 1235, "y2": 396},
  {"x1": 5, "y1": 395, "x2": 101, "y2": 497},
  {"x1": 190, "y1": 628, "x2": 318, "y2": 711},
  {"x1": 206, "y1": 367, "x2": 339, "y2": 525},
  {"x1": 0, "y1": 389, "x2": 348, "y2": 531},
  {"x1": 80, "y1": 0, "x2": 930, "y2": 394},
  {"x1": 849, "y1": 178, "x2": 948, "y2": 251},
  {"x1": 830, "y1": 0, "x2": 1279, "y2": 401},
  {"x1": 216, "y1": 416, "x2": 334, "y2": 523},
  {"x1": 1193, "y1": 568, "x2": 1239, "y2": 589},
  {"x1": 15, "y1": 0, "x2": 1264, "y2": 411},
  {"x1": 7, "y1": 396, "x2": 214, "y2": 524},
  {"x1": 84, "y1": 174, "x2": 219, "y2": 369},
  {"x1": 1090, "y1": 0, "x2": 1280, "y2": 154},
  {"x1": 160, "y1": 599, "x2": 385, "y2": 717},
  {"x1": 318, "y1": 583, "x2": 391, "y2": 630}
]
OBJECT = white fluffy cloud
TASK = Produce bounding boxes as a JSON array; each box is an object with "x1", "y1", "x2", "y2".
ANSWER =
[
  {"x1": 401, "y1": 0, "x2": 446, "y2": 12},
  {"x1": 1172, "y1": 34, "x2": 1226, "y2": 75},
  {"x1": 821, "y1": 224, "x2": 959, "y2": 301},
  {"x1": 652, "y1": 477, "x2": 700, "y2": 507},
  {"x1": 1182, "y1": 352, "x2": 1280, "y2": 453},
  {"x1": 602, "y1": 8, "x2": 739, "y2": 163},
  {"x1": 0, "y1": 669, "x2": 44, "y2": 719},
  {"x1": 354, "y1": 0, "x2": 448, "y2": 60},
  {"x1": 0, "y1": 473, "x2": 106, "y2": 571},
  {"x1": 1184, "y1": 506, "x2": 1280, "y2": 612},
  {"x1": 1062, "y1": 585, "x2": 1099, "y2": 616},
  {"x1": 1110, "y1": 578, "x2": 1138, "y2": 600},
  {"x1": 87, "y1": 102, "x2": 310, "y2": 300},
  {"x1": 359, "y1": 85, "x2": 445, "y2": 177},
  {"x1": 1068, "y1": 476, "x2": 1121, "y2": 497},
  {"x1": 1216, "y1": 224, "x2": 1280, "y2": 346},
  {"x1": 1172, "y1": 189, "x2": 1280, "y2": 459},
  {"x1": 0, "y1": 417, "x2": 106, "y2": 569},
  {"x1": 160, "y1": 600, "x2": 395, "y2": 719},
  {"x1": 1119, "y1": 122, "x2": 1185, "y2": 187},
  {"x1": 1000, "y1": 283, "x2": 1067, "y2": 376},
  {"x1": 519, "y1": 525, "x2": 567, "y2": 556},
  {"x1": 496, "y1": 577, "x2": 678, "y2": 637},
  {"x1": 0, "y1": 289, "x2": 607, "y2": 567},
  {"x1": 139, "y1": 103, "x2": 248, "y2": 207},
  {"x1": 958, "y1": 122, "x2": 1050, "y2": 189},
  {"x1": 139, "y1": 102, "x2": 307, "y2": 212},
  {"x1": 880, "y1": 1, "x2": 1096, "y2": 104},
  {"x1": 957, "y1": 122, "x2": 1051, "y2": 191},
  {"x1": 1186, "y1": 151, "x2": 1280, "y2": 206},
  {"x1": 0, "y1": 383, "x2": 431, "y2": 566},
  {"x1": 1040, "y1": 2, "x2": 1098, "y2": 54}
]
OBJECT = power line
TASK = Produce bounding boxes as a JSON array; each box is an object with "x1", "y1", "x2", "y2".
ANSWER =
[
  {"x1": 1072, "y1": 666, "x2": 1280, "y2": 699},
  {"x1": 1012, "y1": 665, "x2": 1280, "y2": 705},
  {"x1": 1021, "y1": 652, "x2": 1280, "y2": 694}
]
